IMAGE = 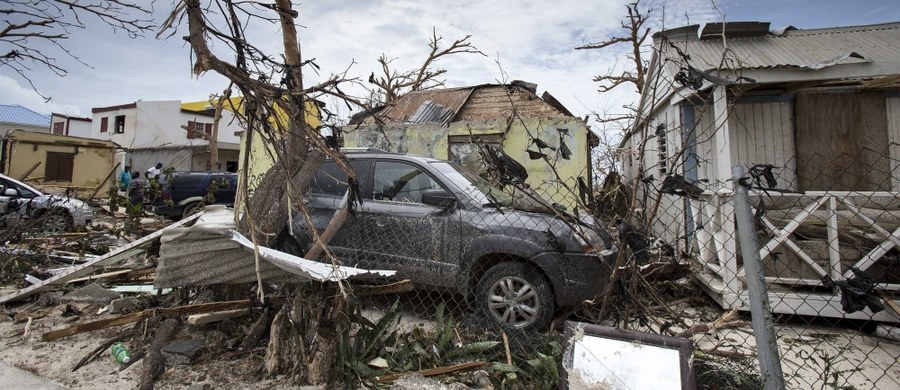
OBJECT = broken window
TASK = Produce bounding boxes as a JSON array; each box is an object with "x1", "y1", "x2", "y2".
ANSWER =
[
  {"x1": 373, "y1": 161, "x2": 442, "y2": 204},
  {"x1": 114, "y1": 115, "x2": 126, "y2": 134},
  {"x1": 100, "y1": 117, "x2": 109, "y2": 133},
  {"x1": 45, "y1": 152, "x2": 74, "y2": 182},
  {"x1": 52, "y1": 122, "x2": 65, "y2": 135},
  {"x1": 656, "y1": 123, "x2": 668, "y2": 176},
  {"x1": 186, "y1": 121, "x2": 213, "y2": 139}
]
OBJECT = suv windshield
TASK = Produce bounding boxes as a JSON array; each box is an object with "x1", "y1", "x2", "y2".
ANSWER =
[{"x1": 431, "y1": 162, "x2": 510, "y2": 207}]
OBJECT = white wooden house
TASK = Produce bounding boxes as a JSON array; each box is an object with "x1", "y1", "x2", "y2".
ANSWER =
[{"x1": 621, "y1": 22, "x2": 900, "y2": 321}]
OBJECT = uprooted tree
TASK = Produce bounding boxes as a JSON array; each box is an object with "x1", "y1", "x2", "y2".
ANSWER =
[
  {"x1": 0, "y1": 0, "x2": 154, "y2": 98},
  {"x1": 160, "y1": 0, "x2": 369, "y2": 384}
]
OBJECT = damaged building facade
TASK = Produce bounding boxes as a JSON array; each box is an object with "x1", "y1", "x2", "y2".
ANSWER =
[
  {"x1": 621, "y1": 22, "x2": 900, "y2": 321},
  {"x1": 89, "y1": 100, "x2": 244, "y2": 174},
  {"x1": 344, "y1": 82, "x2": 598, "y2": 209}
]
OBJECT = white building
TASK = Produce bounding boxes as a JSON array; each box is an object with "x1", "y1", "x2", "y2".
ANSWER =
[
  {"x1": 89, "y1": 100, "x2": 243, "y2": 173},
  {"x1": 50, "y1": 113, "x2": 92, "y2": 138}
]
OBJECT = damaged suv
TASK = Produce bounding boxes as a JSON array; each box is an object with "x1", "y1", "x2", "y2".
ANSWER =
[
  {"x1": 282, "y1": 151, "x2": 616, "y2": 331},
  {"x1": 0, "y1": 173, "x2": 93, "y2": 232}
]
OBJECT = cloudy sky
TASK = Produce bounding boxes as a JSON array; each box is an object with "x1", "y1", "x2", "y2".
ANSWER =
[{"x1": 2, "y1": 0, "x2": 898, "y2": 125}]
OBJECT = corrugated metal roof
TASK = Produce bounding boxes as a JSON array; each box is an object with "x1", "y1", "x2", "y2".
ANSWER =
[
  {"x1": 0, "y1": 104, "x2": 50, "y2": 127},
  {"x1": 376, "y1": 87, "x2": 475, "y2": 123},
  {"x1": 659, "y1": 22, "x2": 900, "y2": 71},
  {"x1": 405, "y1": 100, "x2": 457, "y2": 124}
]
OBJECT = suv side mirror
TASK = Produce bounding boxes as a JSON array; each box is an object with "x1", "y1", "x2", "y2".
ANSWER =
[
  {"x1": 3, "y1": 188, "x2": 17, "y2": 196},
  {"x1": 421, "y1": 189, "x2": 456, "y2": 209}
]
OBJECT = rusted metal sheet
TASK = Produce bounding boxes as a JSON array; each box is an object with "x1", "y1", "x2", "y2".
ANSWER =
[{"x1": 377, "y1": 87, "x2": 474, "y2": 123}]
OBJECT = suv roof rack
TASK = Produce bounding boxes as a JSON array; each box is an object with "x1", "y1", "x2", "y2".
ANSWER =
[{"x1": 340, "y1": 147, "x2": 392, "y2": 154}]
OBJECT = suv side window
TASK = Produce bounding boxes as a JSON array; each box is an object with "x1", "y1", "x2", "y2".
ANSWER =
[
  {"x1": 373, "y1": 161, "x2": 442, "y2": 204},
  {"x1": 311, "y1": 160, "x2": 371, "y2": 197},
  {"x1": 172, "y1": 174, "x2": 205, "y2": 192}
]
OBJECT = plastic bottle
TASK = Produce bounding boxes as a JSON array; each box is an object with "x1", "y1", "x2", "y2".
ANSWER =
[{"x1": 111, "y1": 342, "x2": 131, "y2": 364}]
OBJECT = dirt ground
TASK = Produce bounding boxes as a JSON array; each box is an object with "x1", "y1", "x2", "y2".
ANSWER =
[{"x1": 0, "y1": 288, "x2": 316, "y2": 389}]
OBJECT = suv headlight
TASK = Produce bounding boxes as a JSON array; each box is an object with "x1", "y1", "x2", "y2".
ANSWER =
[{"x1": 574, "y1": 225, "x2": 606, "y2": 253}]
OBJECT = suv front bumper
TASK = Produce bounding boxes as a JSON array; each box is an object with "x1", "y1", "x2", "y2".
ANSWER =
[{"x1": 531, "y1": 249, "x2": 616, "y2": 308}]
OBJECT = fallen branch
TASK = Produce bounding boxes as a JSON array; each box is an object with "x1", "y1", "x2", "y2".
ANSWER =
[
  {"x1": 141, "y1": 318, "x2": 179, "y2": 390},
  {"x1": 239, "y1": 308, "x2": 271, "y2": 350},
  {"x1": 501, "y1": 332, "x2": 512, "y2": 365},
  {"x1": 72, "y1": 331, "x2": 135, "y2": 372},
  {"x1": 376, "y1": 361, "x2": 488, "y2": 383},
  {"x1": 42, "y1": 299, "x2": 265, "y2": 341},
  {"x1": 676, "y1": 309, "x2": 740, "y2": 338}
]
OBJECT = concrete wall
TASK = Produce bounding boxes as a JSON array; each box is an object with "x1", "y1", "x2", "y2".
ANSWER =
[
  {"x1": 0, "y1": 123, "x2": 48, "y2": 136},
  {"x1": 2, "y1": 131, "x2": 116, "y2": 197},
  {"x1": 91, "y1": 101, "x2": 243, "y2": 149},
  {"x1": 343, "y1": 116, "x2": 591, "y2": 209},
  {"x1": 237, "y1": 100, "x2": 323, "y2": 196}
]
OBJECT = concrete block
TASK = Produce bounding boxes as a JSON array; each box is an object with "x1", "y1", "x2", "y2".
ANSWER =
[
  {"x1": 60, "y1": 283, "x2": 121, "y2": 305},
  {"x1": 108, "y1": 297, "x2": 141, "y2": 314},
  {"x1": 162, "y1": 339, "x2": 203, "y2": 366}
]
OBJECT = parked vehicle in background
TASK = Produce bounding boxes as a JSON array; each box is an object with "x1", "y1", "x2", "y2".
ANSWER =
[
  {"x1": 280, "y1": 150, "x2": 617, "y2": 331},
  {"x1": 150, "y1": 171, "x2": 237, "y2": 219},
  {"x1": 0, "y1": 173, "x2": 93, "y2": 232}
]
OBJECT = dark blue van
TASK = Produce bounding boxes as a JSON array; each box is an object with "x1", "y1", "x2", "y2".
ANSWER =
[{"x1": 150, "y1": 171, "x2": 237, "y2": 219}]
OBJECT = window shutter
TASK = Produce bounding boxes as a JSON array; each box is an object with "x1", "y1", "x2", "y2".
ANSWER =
[
  {"x1": 187, "y1": 121, "x2": 196, "y2": 139},
  {"x1": 100, "y1": 117, "x2": 108, "y2": 133},
  {"x1": 53, "y1": 122, "x2": 65, "y2": 135},
  {"x1": 45, "y1": 152, "x2": 74, "y2": 182},
  {"x1": 205, "y1": 123, "x2": 213, "y2": 138}
]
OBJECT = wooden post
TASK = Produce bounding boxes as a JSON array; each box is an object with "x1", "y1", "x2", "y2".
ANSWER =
[
  {"x1": 88, "y1": 162, "x2": 121, "y2": 201},
  {"x1": 18, "y1": 161, "x2": 41, "y2": 180}
]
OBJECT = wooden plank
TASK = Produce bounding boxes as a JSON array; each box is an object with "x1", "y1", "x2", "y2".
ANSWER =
[
  {"x1": 712, "y1": 86, "x2": 732, "y2": 183},
  {"x1": 18, "y1": 162, "x2": 41, "y2": 180},
  {"x1": 87, "y1": 162, "x2": 120, "y2": 201},
  {"x1": 847, "y1": 226, "x2": 900, "y2": 278},
  {"x1": 0, "y1": 212, "x2": 203, "y2": 304},
  {"x1": 42, "y1": 298, "x2": 259, "y2": 341},
  {"x1": 187, "y1": 308, "x2": 252, "y2": 325},
  {"x1": 826, "y1": 197, "x2": 841, "y2": 280},
  {"x1": 66, "y1": 269, "x2": 132, "y2": 284},
  {"x1": 376, "y1": 361, "x2": 487, "y2": 383},
  {"x1": 758, "y1": 196, "x2": 828, "y2": 259}
]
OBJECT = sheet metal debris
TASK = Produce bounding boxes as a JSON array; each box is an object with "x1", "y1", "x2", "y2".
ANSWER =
[{"x1": 230, "y1": 230, "x2": 396, "y2": 282}]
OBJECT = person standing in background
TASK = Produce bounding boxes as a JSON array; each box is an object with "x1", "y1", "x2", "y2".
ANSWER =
[
  {"x1": 119, "y1": 165, "x2": 132, "y2": 191},
  {"x1": 146, "y1": 162, "x2": 163, "y2": 181}
]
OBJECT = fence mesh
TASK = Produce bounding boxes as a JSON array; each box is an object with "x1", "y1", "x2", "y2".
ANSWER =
[{"x1": 295, "y1": 144, "x2": 900, "y2": 388}]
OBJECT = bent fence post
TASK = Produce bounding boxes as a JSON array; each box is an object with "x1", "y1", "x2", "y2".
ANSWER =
[{"x1": 732, "y1": 165, "x2": 786, "y2": 390}]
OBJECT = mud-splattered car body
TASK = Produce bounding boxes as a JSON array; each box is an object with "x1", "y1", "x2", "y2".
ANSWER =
[
  {"x1": 0, "y1": 173, "x2": 93, "y2": 232},
  {"x1": 284, "y1": 151, "x2": 616, "y2": 330}
]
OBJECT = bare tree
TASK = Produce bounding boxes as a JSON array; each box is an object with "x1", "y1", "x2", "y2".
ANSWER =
[
  {"x1": 0, "y1": 0, "x2": 153, "y2": 99},
  {"x1": 576, "y1": 0, "x2": 652, "y2": 95},
  {"x1": 160, "y1": 0, "x2": 374, "y2": 384},
  {"x1": 367, "y1": 28, "x2": 485, "y2": 104}
]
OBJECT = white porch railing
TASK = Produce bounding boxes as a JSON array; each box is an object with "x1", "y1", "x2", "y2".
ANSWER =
[{"x1": 690, "y1": 190, "x2": 900, "y2": 322}]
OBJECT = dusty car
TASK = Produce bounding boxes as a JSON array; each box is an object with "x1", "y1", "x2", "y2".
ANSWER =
[
  {"x1": 0, "y1": 173, "x2": 93, "y2": 232},
  {"x1": 280, "y1": 151, "x2": 616, "y2": 331}
]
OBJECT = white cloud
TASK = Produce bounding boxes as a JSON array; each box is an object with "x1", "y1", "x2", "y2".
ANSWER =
[
  {"x1": 0, "y1": 75, "x2": 81, "y2": 116},
  {"x1": 0, "y1": 0, "x2": 893, "y2": 123}
]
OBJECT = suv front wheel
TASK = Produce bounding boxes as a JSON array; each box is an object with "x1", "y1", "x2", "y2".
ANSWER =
[{"x1": 476, "y1": 262, "x2": 554, "y2": 331}]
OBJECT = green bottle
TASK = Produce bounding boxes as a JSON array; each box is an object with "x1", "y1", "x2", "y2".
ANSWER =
[{"x1": 111, "y1": 342, "x2": 131, "y2": 364}]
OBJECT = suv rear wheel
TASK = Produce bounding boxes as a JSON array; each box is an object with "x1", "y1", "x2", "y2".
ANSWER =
[
  {"x1": 476, "y1": 262, "x2": 554, "y2": 331},
  {"x1": 181, "y1": 202, "x2": 200, "y2": 219}
]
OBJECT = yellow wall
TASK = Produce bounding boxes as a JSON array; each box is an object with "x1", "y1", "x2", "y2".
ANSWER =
[
  {"x1": 4, "y1": 130, "x2": 116, "y2": 197},
  {"x1": 236, "y1": 100, "x2": 323, "y2": 197},
  {"x1": 344, "y1": 116, "x2": 591, "y2": 210}
]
